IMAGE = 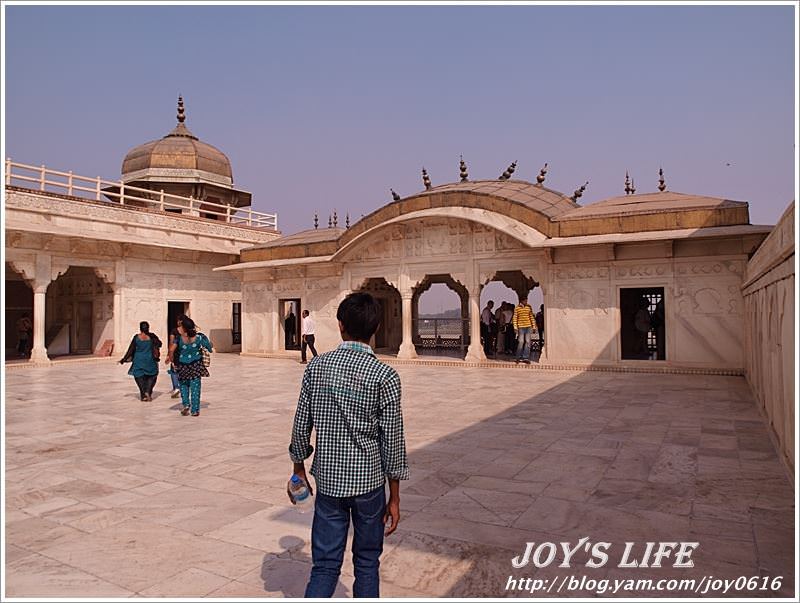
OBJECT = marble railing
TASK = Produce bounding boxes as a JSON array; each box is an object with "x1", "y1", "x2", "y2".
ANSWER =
[{"x1": 5, "y1": 159, "x2": 278, "y2": 230}]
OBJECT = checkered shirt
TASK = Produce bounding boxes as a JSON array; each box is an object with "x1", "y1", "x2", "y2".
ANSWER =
[{"x1": 289, "y1": 341, "x2": 410, "y2": 498}]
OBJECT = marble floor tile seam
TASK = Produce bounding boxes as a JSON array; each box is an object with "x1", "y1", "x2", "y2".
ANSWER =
[{"x1": 8, "y1": 547, "x2": 137, "y2": 595}]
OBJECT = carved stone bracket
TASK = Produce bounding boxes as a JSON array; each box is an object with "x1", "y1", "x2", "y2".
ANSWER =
[{"x1": 7, "y1": 260, "x2": 36, "y2": 284}]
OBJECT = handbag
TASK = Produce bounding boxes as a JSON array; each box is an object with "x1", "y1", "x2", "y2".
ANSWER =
[{"x1": 199, "y1": 334, "x2": 211, "y2": 367}]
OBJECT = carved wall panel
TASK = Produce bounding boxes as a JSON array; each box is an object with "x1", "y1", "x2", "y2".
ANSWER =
[{"x1": 614, "y1": 264, "x2": 670, "y2": 279}]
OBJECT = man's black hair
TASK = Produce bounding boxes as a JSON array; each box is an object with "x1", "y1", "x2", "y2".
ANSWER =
[{"x1": 336, "y1": 292, "x2": 381, "y2": 342}]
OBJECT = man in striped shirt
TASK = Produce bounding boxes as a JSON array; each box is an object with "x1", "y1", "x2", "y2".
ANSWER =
[
  {"x1": 512, "y1": 297, "x2": 538, "y2": 364},
  {"x1": 289, "y1": 292, "x2": 409, "y2": 598}
]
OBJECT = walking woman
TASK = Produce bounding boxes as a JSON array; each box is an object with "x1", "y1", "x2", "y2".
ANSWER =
[
  {"x1": 120, "y1": 321, "x2": 162, "y2": 401},
  {"x1": 167, "y1": 315, "x2": 185, "y2": 398},
  {"x1": 168, "y1": 316, "x2": 212, "y2": 416}
]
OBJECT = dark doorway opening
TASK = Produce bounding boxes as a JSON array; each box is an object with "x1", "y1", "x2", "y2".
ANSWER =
[
  {"x1": 232, "y1": 302, "x2": 242, "y2": 345},
  {"x1": 620, "y1": 287, "x2": 665, "y2": 360},
  {"x1": 168, "y1": 301, "x2": 190, "y2": 337},
  {"x1": 280, "y1": 299, "x2": 301, "y2": 350}
]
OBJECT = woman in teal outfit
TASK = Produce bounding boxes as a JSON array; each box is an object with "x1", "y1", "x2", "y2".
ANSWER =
[
  {"x1": 119, "y1": 321, "x2": 162, "y2": 401},
  {"x1": 167, "y1": 316, "x2": 212, "y2": 416}
]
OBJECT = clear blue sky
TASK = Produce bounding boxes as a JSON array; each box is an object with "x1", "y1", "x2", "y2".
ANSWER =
[{"x1": 3, "y1": 4, "x2": 796, "y2": 312}]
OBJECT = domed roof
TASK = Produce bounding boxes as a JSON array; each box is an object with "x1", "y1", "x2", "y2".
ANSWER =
[{"x1": 121, "y1": 97, "x2": 233, "y2": 186}]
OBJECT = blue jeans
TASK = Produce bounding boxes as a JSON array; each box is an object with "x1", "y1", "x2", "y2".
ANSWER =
[
  {"x1": 305, "y1": 485, "x2": 386, "y2": 598},
  {"x1": 516, "y1": 327, "x2": 532, "y2": 360},
  {"x1": 169, "y1": 370, "x2": 180, "y2": 391}
]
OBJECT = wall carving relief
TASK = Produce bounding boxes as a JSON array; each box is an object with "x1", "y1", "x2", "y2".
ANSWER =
[
  {"x1": 556, "y1": 266, "x2": 610, "y2": 280},
  {"x1": 614, "y1": 264, "x2": 669, "y2": 278},
  {"x1": 674, "y1": 285, "x2": 741, "y2": 316},
  {"x1": 676, "y1": 260, "x2": 743, "y2": 277}
]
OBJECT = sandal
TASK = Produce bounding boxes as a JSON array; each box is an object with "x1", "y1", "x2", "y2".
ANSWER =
[
  {"x1": 191, "y1": 412, "x2": 199, "y2": 417},
  {"x1": 181, "y1": 407, "x2": 190, "y2": 416}
]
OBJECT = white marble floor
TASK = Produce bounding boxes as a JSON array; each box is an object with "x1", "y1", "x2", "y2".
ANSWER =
[{"x1": 4, "y1": 355, "x2": 794, "y2": 597}]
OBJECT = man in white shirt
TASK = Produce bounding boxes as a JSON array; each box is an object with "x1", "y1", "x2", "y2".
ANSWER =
[{"x1": 301, "y1": 309, "x2": 318, "y2": 363}]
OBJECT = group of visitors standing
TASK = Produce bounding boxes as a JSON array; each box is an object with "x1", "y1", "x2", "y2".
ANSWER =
[
  {"x1": 119, "y1": 315, "x2": 212, "y2": 416},
  {"x1": 481, "y1": 297, "x2": 544, "y2": 363}
]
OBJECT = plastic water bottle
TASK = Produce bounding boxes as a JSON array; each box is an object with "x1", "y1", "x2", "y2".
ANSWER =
[{"x1": 288, "y1": 474, "x2": 312, "y2": 512}]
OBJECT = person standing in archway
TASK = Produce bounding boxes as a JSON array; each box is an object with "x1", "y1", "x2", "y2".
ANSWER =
[
  {"x1": 513, "y1": 297, "x2": 537, "y2": 364},
  {"x1": 16, "y1": 313, "x2": 32, "y2": 358},
  {"x1": 285, "y1": 307, "x2": 297, "y2": 349},
  {"x1": 535, "y1": 304, "x2": 545, "y2": 351},
  {"x1": 480, "y1": 300, "x2": 495, "y2": 357}
]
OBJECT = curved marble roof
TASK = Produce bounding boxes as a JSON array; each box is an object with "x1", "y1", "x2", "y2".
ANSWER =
[{"x1": 239, "y1": 181, "x2": 752, "y2": 262}]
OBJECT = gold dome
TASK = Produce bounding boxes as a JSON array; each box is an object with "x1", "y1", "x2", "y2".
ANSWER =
[{"x1": 121, "y1": 97, "x2": 233, "y2": 186}]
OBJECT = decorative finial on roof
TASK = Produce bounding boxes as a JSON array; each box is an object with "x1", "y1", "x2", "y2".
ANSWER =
[
  {"x1": 630, "y1": 178, "x2": 636, "y2": 195},
  {"x1": 328, "y1": 214, "x2": 333, "y2": 228},
  {"x1": 624, "y1": 171, "x2": 631, "y2": 195},
  {"x1": 422, "y1": 167, "x2": 432, "y2": 190},
  {"x1": 346, "y1": 212, "x2": 350, "y2": 229},
  {"x1": 333, "y1": 209, "x2": 338, "y2": 228},
  {"x1": 499, "y1": 161, "x2": 517, "y2": 181},
  {"x1": 391, "y1": 188, "x2": 401, "y2": 201},
  {"x1": 658, "y1": 167, "x2": 666, "y2": 192},
  {"x1": 571, "y1": 181, "x2": 588, "y2": 203},
  {"x1": 177, "y1": 95, "x2": 186, "y2": 123},
  {"x1": 536, "y1": 162, "x2": 548, "y2": 185},
  {"x1": 314, "y1": 212, "x2": 319, "y2": 229},
  {"x1": 459, "y1": 155, "x2": 468, "y2": 182}
]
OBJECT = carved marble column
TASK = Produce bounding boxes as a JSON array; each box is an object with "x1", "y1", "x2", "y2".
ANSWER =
[
  {"x1": 397, "y1": 292, "x2": 417, "y2": 359},
  {"x1": 113, "y1": 287, "x2": 123, "y2": 354},
  {"x1": 464, "y1": 286, "x2": 486, "y2": 362},
  {"x1": 30, "y1": 282, "x2": 50, "y2": 363}
]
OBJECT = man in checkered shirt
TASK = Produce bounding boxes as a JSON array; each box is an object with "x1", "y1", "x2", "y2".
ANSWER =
[{"x1": 289, "y1": 291, "x2": 409, "y2": 598}]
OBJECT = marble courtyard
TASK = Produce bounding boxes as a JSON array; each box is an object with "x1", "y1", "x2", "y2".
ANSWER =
[{"x1": 4, "y1": 355, "x2": 794, "y2": 598}]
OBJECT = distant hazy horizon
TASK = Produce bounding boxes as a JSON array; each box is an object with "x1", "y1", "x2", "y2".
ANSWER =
[{"x1": 4, "y1": 4, "x2": 796, "y2": 313}]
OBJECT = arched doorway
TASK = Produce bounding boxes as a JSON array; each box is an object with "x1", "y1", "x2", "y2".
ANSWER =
[
  {"x1": 5, "y1": 263, "x2": 34, "y2": 359},
  {"x1": 412, "y1": 274, "x2": 469, "y2": 358},
  {"x1": 47, "y1": 266, "x2": 114, "y2": 356},
  {"x1": 357, "y1": 278, "x2": 402, "y2": 353},
  {"x1": 481, "y1": 270, "x2": 544, "y2": 362}
]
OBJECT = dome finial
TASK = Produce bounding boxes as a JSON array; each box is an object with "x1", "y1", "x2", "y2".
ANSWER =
[
  {"x1": 658, "y1": 167, "x2": 666, "y2": 192},
  {"x1": 390, "y1": 188, "x2": 401, "y2": 201},
  {"x1": 177, "y1": 95, "x2": 186, "y2": 123},
  {"x1": 624, "y1": 171, "x2": 631, "y2": 195},
  {"x1": 422, "y1": 167, "x2": 432, "y2": 190},
  {"x1": 333, "y1": 209, "x2": 338, "y2": 228},
  {"x1": 459, "y1": 155, "x2": 469, "y2": 182},
  {"x1": 630, "y1": 177, "x2": 636, "y2": 195},
  {"x1": 328, "y1": 214, "x2": 333, "y2": 228},
  {"x1": 499, "y1": 160, "x2": 517, "y2": 180},
  {"x1": 536, "y1": 162, "x2": 548, "y2": 185},
  {"x1": 314, "y1": 212, "x2": 319, "y2": 229},
  {"x1": 346, "y1": 212, "x2": 350, "y2": 229},
  {"x1": 571, "y1": 181, "x2": 588, "y2": 203}
]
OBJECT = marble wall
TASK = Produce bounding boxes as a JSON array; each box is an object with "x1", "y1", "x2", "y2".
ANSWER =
[
  {"x1": 742, "y1": 202, "x2": 794, "y2": 473},
  {"x1": 6, "y1": 235, "x2": 244, "y2": 356},
  {"x1": 239, "y1": 216, "x2": 754, "y2": 372}
]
